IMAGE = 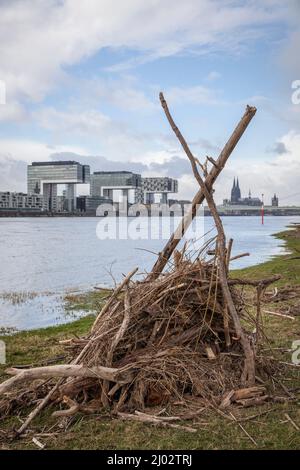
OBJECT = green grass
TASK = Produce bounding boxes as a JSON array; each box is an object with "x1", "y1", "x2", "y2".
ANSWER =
[
  {"x1": 1, "y1": 404, "x2": 299, "y2": 450},
  {"x1": 232, "y1": 226, "x2": 300, "y2": 286},
  {"x1": 1, "y1": 226, "x2": 300, "y2": 450},
  {"x1": 0, "y1": 315, "x2": 94, "y2": 371},
  {"x1": 64, "y1": 288, "x2": 110, "y2": 312}
]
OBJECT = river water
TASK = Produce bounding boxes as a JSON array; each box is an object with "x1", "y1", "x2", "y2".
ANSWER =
[{"x1": 0, "y1": 215, "x2": 299, "y2": 330}]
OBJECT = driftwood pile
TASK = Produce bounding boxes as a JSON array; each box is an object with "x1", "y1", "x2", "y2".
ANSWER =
[
  {"x1": 0, "y1": 95, "x2": 284, "y2": 437},
  {"x1": 0, "y1": 246, "x2": 281, "y2": 432}
]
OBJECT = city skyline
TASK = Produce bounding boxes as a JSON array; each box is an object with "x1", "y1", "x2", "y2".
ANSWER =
[
  {"x1": 0, "y1": 153, "x2": 294, "y2": 207},
  {"x1": 0, "y1": 161, "x2": 181, "y2": 212},
  {"x1": 0, "y1": 161, "x2": 289, "y2": 213}
]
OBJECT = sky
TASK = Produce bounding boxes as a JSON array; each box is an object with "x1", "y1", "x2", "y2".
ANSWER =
[{"x1": 0, "y1": 0, "x2": 299, "y2": 205}]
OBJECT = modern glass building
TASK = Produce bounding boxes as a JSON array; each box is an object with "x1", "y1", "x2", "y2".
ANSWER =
[
  {"x1": 141, "y1": 177, "x2": 178, "y2": 204},
  {"x1": 76, "y1": 195, "x2": 113, "y2": 213},
  {"x1": 90, "y1": 172, "x2": 178, "y2": 205},
  {"x1": 90, "y1": 171, "x2": 143, "y2": 203},
  {"x1": 27, "y1": 161, "x2": 90, "y2": 211},
  {"x1": 0, "y1": 192, "x2": 44, "y2": 210}
]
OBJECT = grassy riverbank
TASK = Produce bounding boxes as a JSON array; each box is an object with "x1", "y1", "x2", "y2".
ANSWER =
[
  {"x1": 234, "y1": 224, "x2": 300, "y2": 286},
  {"x1": 1, "y1": 226, "x2": 300, "y2": 450}
]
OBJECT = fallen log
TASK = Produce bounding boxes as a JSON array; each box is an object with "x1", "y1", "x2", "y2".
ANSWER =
[
  {"x1": 233, "y1": 386, "x2": 266, "y2": 401},
  {"x1": 229, "y1": 275, "x2": 281, "y2": 287},
  {"x1": 0, "y1": 364, "x2": 134, "y2": 395},
  {"x1": 235, "y1": 395, "x2": 269, "y2": 407}
]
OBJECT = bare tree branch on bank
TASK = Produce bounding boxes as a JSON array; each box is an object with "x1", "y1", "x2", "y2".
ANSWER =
[{"x1": 158, "y1": 92, "x2": 256, "y2": 385}]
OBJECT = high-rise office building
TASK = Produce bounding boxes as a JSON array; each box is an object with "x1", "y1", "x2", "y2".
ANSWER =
[
  {"x1": 90, "y1": 172, "x2": 178, "y2": 205},
  {"x1": 141, "y1": 177, "x2": 178, "y2": 204},
  {"x1": 0, "y1": 191, "x2": 44, "y2": 210},
  {"x1": 90, "y1": 171, "x2": 143, "y2": 203},
  {"x1": 27, "y1": 161, "x2": 90, "y2": 211}
]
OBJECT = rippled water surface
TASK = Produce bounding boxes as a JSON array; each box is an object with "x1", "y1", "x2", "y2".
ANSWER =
[{"x1": 0, "y1": 215, "x2": 299, "y2": 330}]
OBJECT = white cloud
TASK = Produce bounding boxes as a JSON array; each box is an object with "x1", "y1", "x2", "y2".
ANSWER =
[
  {"x1": 0, "y1": 138, "x2": 89, "y2": 191},
  {"x1": 108, "y1": 87, "x2": 155, "y2": 112},
  {"x1": 137, "y1": 130, "x2": 300, "y2": 205},
  {"x1": 0, "y1": 0, "x2": 291, "y2": 106},
  {"x1": 133, "y1": 150, "x2": 174, "y2": 168},
  {"x1": 165, "y1": 85, "x2": 222, "y2": 106},
  {"x1": 213, "y1": 131, "x2": 300, "y2": 205},
  {"x1": 278, "y1": 1, "x2": 300, "y2": 79},
  {"x1": 0, "y1": 138, "x2": 88, "y2": 165},
  {"x1": 0, "y1": 101, "x2": 27, "y2": 122},
  {"x1": 33, "y1": 107, "x2": 112, "y2": 135},
  {"x1": 32, "y1": 105, "x2": 154, "y2": 160},
  {"x1": 205, "y1": 71, "x2": 221, "y2": 82},
  {"x1": 171, "y1": 173, "x2": 198, "y2": 201},
  {"x1": 74, "y1": 76, "x2": 157, "y2": 113}
]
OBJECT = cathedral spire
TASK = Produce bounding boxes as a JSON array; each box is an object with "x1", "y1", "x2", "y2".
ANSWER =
[
  {"x1": 231, "y1": 177, "x2": 238, "y2": 203},
  {"x1": 236, "y1": 177, "x2": 241, "y2": 199}
]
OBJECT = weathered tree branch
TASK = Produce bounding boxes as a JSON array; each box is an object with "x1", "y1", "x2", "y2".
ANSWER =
[
  {"x1": 0, "y1": 364, "x2": 134, "y2": 395},
  {"x1": 117, "y1": 411, "x2": 197, "y2": 433},
  {"x1": 91, "y1": 267, "x2": 138, "y2": 334},
  {"x1": 158, "y1": 92, "x2": 256, "y2": 385},
  {"x1": 147, "y1": 100, "x2": 256, "y2": 281},
  {"x1": 101, "y1": 287, "x2": 132, "y2": 406},
  {"x1": 229, "y1": 275, "x2": 281, "y2": 287},
  {"x1": 14, "y1": 269, "x2": 137, "y2": 437}
]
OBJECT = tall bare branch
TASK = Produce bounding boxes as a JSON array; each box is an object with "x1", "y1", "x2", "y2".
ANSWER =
[
  {"x1": 158, "y1": 92, "x2": 256, "y2": 385},
  {"x1": 148, "y1": 102, "x2": 256, "y2": 281}
]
